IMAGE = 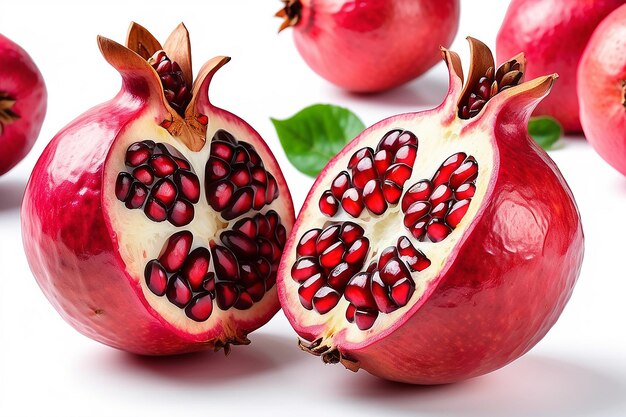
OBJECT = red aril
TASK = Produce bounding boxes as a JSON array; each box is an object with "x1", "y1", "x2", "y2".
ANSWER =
[
  {"x1": 21, "y1": 23, "x2": 295, "y2": 355},
  {"x1": 276, "y1": 0, "x2": 460, "y2": 92},
  {"x1": 277, "y1": 38, "x2": 584, "y2": 384},
  {"x1": 0, "y1": 34, "x2": 47, "y2": 175},
  {"x1": 578, "y1": 4, "x2": 626, "y2": 176}
]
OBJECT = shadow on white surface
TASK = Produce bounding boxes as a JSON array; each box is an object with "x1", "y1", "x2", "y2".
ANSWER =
[
  {"x1": 343, "y1": 354, "x2": 625, "y2": 417},
  {"x1": 0, "y1": 178, "x2": 26, "y2": 212}
]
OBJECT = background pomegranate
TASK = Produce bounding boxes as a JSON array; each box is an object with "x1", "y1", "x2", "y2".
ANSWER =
[
  {"x1": 0, "y1": 33, "x2": 47, "y2": 175},
  {"x1": 276, "y1": 0, "x2": 460, "y2": 93},
  {"x1": 277, "y1": 38, "x2": 583, "y2": 384},
  {"x1": 578, "y1": 4, "x2": 626, "y2": 176},
  {"x1": 21, "y1": 23, "x2": 295, "y2": 355},
  {"x1": 496, "y1": 0, "x2": 625, "y2": 133}
]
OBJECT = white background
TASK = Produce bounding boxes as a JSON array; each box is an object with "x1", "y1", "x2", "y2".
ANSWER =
[{"x1": 1, "y1": 1, "x2": 625, "y2": 416}]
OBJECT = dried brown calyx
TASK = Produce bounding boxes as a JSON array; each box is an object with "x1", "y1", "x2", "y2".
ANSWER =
[
  {"x1": 457, "y1": 38, "x2": 526, "y2": 119},
  {"x1": 0, "y1": 92, "x2": 19, "y2": 135},
  {"x1": 621, "y1": 80, "x2": 626, "y2": 108},
  {"x1": 275, "y1": 0, "x2": 303, "y2": 32}
]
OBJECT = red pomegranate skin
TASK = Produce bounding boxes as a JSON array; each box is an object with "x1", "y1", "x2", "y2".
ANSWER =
[
  {"x1": 0, "y1": 34, "x2": 47, "y2": 175},
  {"x1": 578, "y1": 4, "x2": 626, "y2": 176},
  {"x1": 22, "y1": 50, "x2": 294, "y2": 355},
  {"x1": 496, "y1": 0, "x2": 624, "y2": 133},
  {"x1": 290, "y1": 0, "x2": 460, "y2": 92}
]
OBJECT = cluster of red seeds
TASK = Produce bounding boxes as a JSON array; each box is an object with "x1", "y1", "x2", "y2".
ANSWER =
[
  {"x1": 145, "y1": 211, "x2": 286, "y2": 322},
  {"x1": 116, "y1": 140, "x2": 199, "y2": 226},
  {"x1": 206, "y1": 130, "x2": 280, "y2": 220},
  {"x1": 150, "y1": 51, "x2": 191, "y2": 116},
  {"x1": 319, "y1": 129, "x2": 418, "y2": 217},
  {"x1": 401, "y1": 152, "x2": 478, "y2": 242}
]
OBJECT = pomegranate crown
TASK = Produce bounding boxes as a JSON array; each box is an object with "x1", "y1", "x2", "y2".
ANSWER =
[
  {"x1": 442, "y1": 37, "x2": 558, "y2": 122},
  {"x1": 97, "y1": 22, "x2": 229, "y2": 151}
]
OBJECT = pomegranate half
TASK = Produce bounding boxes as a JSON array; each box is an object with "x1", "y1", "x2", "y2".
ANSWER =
[
  {"x1": 277, "y1": 38, "x2": 584, "y2": 384},
  {"x1": 0, "y1": 33, "x2": 47, "y2": 175},
  {"x1": 21, "y1": 23, "x2": 295, "y2": 355}
]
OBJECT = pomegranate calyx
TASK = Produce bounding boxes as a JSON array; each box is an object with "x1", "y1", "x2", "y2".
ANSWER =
[
  {"x1": 0, "y1": 92, "x2": 20, "y2": 135},
  {"x1": 213, "y1": 335, "x2": 251, "y2": 356},
  {"x1": 276, "y1": 0, "x2": 303, "y2": 32},
  {"x1": 298, "y1": 338, "x2": 361, "y2": 372}
]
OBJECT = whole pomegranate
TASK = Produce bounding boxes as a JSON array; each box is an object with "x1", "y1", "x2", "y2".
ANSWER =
[
  {"x1": 496, "y1": 0, "x2": 624, "y2": 133},
  {"x1": 0, "y1": 33, "x2": 47, "y2": 175},
  {"x1": 21, "y1": 23, "x2": 295, "y2": 355},
  {"x1": 578, "y1": 4, "x2": 626, "y2": 176},
  {"x1": 276, "y1": 0, "x2": 460, "y2": 92},
  {"x1": 277, "y1": 38, "x2": 583, "y2": 384}
]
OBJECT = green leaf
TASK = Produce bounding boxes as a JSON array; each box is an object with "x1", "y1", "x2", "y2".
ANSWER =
[
  {"x1": 271, "y1": 104, "x2": 366, "y2": 177},
  {"x1": 528, "y1": 116, "x2": 562, "y2": 150}
]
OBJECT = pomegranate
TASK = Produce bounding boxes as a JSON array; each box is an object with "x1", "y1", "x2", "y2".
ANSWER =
[
  {"x1": 0, "y1": 33, "x2": 47, "y2": 175},
  {"x1": 496, "y1": 0, "x2": 625, "y2": 133},
  {"x1": 277, "y1": 38, "x2": 584, "y2": 384},
  {"x1": 276, "y1": 0, "x2": 460, "y2": 92},
  {"x1": 578, "y1": 4, "x2": 626, "y2": 176},
  {"x1": 21, "y1": 23, "x2": 295, "y2": 355}
]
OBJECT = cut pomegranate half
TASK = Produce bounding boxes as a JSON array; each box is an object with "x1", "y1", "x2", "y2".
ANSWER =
[{"x1": 277, "y1": 38, "x2": 583, "y2": 384}]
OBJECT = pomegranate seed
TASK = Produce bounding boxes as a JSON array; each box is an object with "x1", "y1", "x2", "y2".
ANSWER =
[
  {"x1": 430, "y1": 183, "x2": 453, "y2": 206},
  {"x1": 380, "y1": 257, "x2": 411, "y2": 286},
  {"x1": 345, "y1": 273, "x2": 376, "y2": 309},
  {"x1": 211, "y1": 141, "x2": 234, "y2": 161},
  {"x1": 125, "y1": 183, "x2": 148, "y2": 209},
  {"x1": 432, "y1": 152, "x2": 466, "y2": 187},
  {"x1": 151, "y1": 178, "x2": 177, "y2": 208},
  {"x1": 173, "y1": 157, "x2": 191, "y2": 170},
  {"x1": 203, "y1": 273, "x2": 216, "y2": 292},
  {"x1": 232, "y1": 146, "x2": 250, "y2": 164},
  {"x1": 366, "y1": 261, "x2": 378, "y2": 273},
  {"x1": 115, "y1": 173, "x2": 133, "y2": 201},
  {"x1": 251, "y1": 166, "x2": 268, "y2": 184},
  {"x1": 382, "y1": 180, "x2": 402, "y2": 205},
  {"x1": 252, "y1": 185, "x2": 267, "y2": 210},
  {"x1": 291, "y1": 257, "x2": 320, "y2": 283},
  {"x1": 276, "y1": 224, "x2": 287, "y2": 248},
  {"x1": 222, "y1": 187, "x2": 254, "y2": 220},
  {"x1": 212, "y1": 245, "x2": 239, "y2": 278},
  {"x1": 394, "y1": 144, "x2": 417, "y2": 166},
  {"x1": 331, "y1": 171, "x2": 351, "y2": 199},
  {"x1": 164, "y1": 89, "x2": 175, "y2": 102},
  {"x1": 255, "y1": 214, "x2": 272, "y2": 237},
  {"x1": 397, "y1": 131, "x2": 417, "y2": 147},
  {"x1": 156, "y1": 59, "x2": 172, "y2": 73},
  {"x1": 390, "y1": 278, "x2": 414, "y2": 307},
  {"x1": 319, "y1": 241, "x2": 345, "y2": 269},
  {"x1": 144, "y1": 198, "x2": 167, "y2": 222},
  {"x1": 256, "y1": 258, "x2": 271, "y2": 279},
  {"x1": 340, "y1": 222, "x2": 364, "y2": 245},
  {"x1": 206, "y1": 180, "x2": 235, "y2": 211},
  {"x1": 125, "y1": 142, "x2": 151, "y2": 167},
  {"x1": 348, "y1": 147, "x2": 374, "y2": 170},
  {"x1": 240, "y1": 263, "x2": 259, "y2": 285},
  {"x1": 185, "y1": 293, "x2": 213, "y2": 322},
  {"x1": 363, "y1": 179, "x2": 387, "y2": 215},
  {"x1": 133, "y1": 165, "x2": 154, "y2": 185},
  {"x1": 319, "y1": 190, "x2": 339, "y2": 217},
  {"x1": 374, "y1": 149, "x2": 393, "y2": 174},
  {"x1": 455, "y1": 183, "x2": 476, "y2": 200},
  {"x1": 267, "y1": 210, "x2": 279, "y2": 230},
  {"x1": 214, "y1": 129, "x2": 237, "y2": 144},
  {"x1": 221, "y1": 231, "x2": 257, "y2": 257},
  {"x1": 216, "y1": 282, "x2": 240, "y2": 310},
  {"x1": 145, "y1": 260, "x2": 168, "y2": 296},
  {"x1": 230, "y1": 164, "x2": 252, "y2": 187},
  {"x1": 150, "y1": 154, "x2": 177, "y2": 177},
  {"x1": 159, "y1": 231, "x2": 193, "y2": 272},
  {"x1": 352, "y1": 156, "x2": 377, "y2": 189},
  {"x1": 242, "y1": 143, "x2": 262, "y2": 165},
  {"x1": 377, "y1": 129, "x2": 402, "y2": 152},
  {"x1": 248, "y1": 282, "x2": 266, "y2": 303},
  {"x1": 298, "y1": 274, "x2": 324, "y2": 310},
  {"x1": 181, "y1": 247, "x2": 211, "y2": 291},
  {"x1": 341, "y1": 188, "x2": 364, "y2": 217},
  {"x1": 206, "y1": 157, "x2": 231, "y2": 182},
  {"x1": 345, "y1": 304, "x2": 357, "y2": 323},
  {"x1": 173, "y1": 170, "x2": 200, "y2": 203},
  {"x1": 384, "y1": 163, "x2": 412, "y2": 187},
  {"x1": 379, "y1": 246, "x2": 399, "y2": 270},
  {"x1": 344, "y1": 237, "x2": 369, "y2": 265},
  {"x1": 431, "y1": 201, "x2": 451, "y2": 219},
  {"x1": 354, "y1": 309, "x2": 378, "y2": 330},
  {"x1": 402, "y1": 180, "x2": 433, "y2": 212},
  {"x1": 166, "y1": 273, "x2": 193, "y2": 308},
  {"x1": 235, "y1": 291, "x2": 254, "y2": 310},
  {"x1": 257, "y1": 237, "x2": 277, "y2": 262},
  {"x1": 327, "y1": 262, "x2": 355, "y2": 291},
  {"x1": 316, "y1": 224, "x2": 341, "y2": 253},
  {"x1": 266, "y1": 174, "x2": 279, "y2": 203},
  {"x1": 449, "y1": 159, "x2": 478, "y2": 189},
  {"x1": 296, "y1": 229, "x2": 321, "y2": 257},
  {"x1": 312, "y1": 287, "x2": 341, "y2": 314},
  {"x1": 168, "y1": 199, "x2": 194, "y2": 226},
  {"x1": 235, "y1": 217, "x2": 257, "y2": 238},
  {"x1": 427, "y1": 219, "x2": 452, "y2": 242},
  {"x1": 403, "y1": 201, "x2": 431, "y2": 228},
  {"x1": 397, "y1": 236, "x2": 431, "y2": 272},
  {"x1": 446, "y1": 199, "x2": 471, "y2": 228},
  {"x1": 411, "y1": 220, "x2": 428, "y2": 240},
  {"x1": 372, "y1": 272, "x2": 397, "y2": 314}
]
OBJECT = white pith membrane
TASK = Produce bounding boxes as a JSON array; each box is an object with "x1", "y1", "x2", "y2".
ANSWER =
[
  {"x1": 103, "y1": 110, "x2": 290, "y2": 335},
  {"x1": 282, "y1": 109, "x2": 494, "y2": 344}
]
